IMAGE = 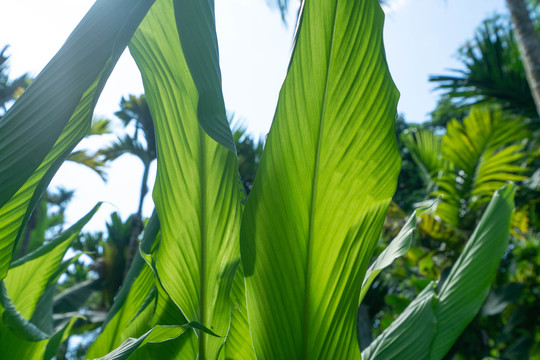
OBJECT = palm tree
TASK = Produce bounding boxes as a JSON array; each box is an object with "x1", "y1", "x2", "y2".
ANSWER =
[
  {"x1": 506, "y1": 0, "x2": 540, "y2": 118},
  {"x1": 403, "y1": 106, "x2": 529, "y2": 231},
  {"x1": 101, "y1": 95, "x2": 156, "y2": 218},
  {"x1": 0, "y1": 45, "x2": 29, "y2": 116},
  {"x1": 430, "y1": 18, "x2": 536, "y2": 119},
  {"x1": 431, "y1": 0, "x2": 540, "y2": 119},
  {"x1": 99, "y1": 94, "x2": 157, "y2": 270}
]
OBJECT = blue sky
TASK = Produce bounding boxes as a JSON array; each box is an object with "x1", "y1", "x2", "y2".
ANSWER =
[
  {"x1": 384, "y1": 0, "x2": 506, "y2": 123},
  {"x1": 0, "y1": 0, "x2": 508, "y2": 228}
]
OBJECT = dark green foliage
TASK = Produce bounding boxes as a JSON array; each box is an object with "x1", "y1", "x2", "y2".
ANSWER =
[
  {"x1": 230, "y1": 119, "x2": 264, "y2": 193},
  {"x1": 392, "y1": 116, "x2": 426, "y2": 212}
]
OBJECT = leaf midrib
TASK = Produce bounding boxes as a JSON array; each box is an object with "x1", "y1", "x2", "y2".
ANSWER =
[
  {"x1": 199, "y1": 127, "x2": 207, "y2": 360},
  {"x1": 301, "y1": 1, "x2": 340, "y2": 358}
]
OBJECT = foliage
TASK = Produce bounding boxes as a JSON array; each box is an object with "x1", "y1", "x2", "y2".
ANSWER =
[
  {"x1": 392, "y1": 116, "x2": 427, "y2": 212},
  {"x1": 403, "y1": 106, "x2": 528, "y2": 230},
  {"x1": 430, "y1": 17, "x2": 537, "y2": 119},
  {"x1": 0, "y1": 0, "x2": 523, "y2": 359},
  {"x1": 0, "y1": 45, "x2": 29, "y2": 116},
  {"x1": 363, "y1": 185, "x2": 515, "y2": 359}
]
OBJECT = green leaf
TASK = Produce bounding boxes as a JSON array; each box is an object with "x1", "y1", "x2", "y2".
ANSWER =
[
  {"x1": 362, "y1": 184, "x2": 515, "y2": 360},
  {"x1": 401, "y1": 130, "x2": 444, "y2": 185},
  {"x1": 92, "y1": 326, "x2": 186, "y2": 360},
  {"x1": 173, "y1": 0, "x2": 235, "y2": 153},
  {"x1": 53, "y1": 279, "x2": 103, "y2": 314},
  {"x1": 144, "y1": 255, "x2": 198, "y2": 360},
  {"x1": 224, "y1": 264, "x2": 255, "y2": 360},
  {"x1": 0, "y1": 306, "x2": 81, "y2": 360},
  {"x1": 129, "y1": 0, "x2": 242, "y2": 357},
  {"x1": 0, "y1": 0, "x2": 155, "y2": 280},
  {"x1": 438, "y1": 106, "x2": 527, "y2": 225},
  {"x1": 43, "y1": 316, "x2": 81, "y2": 360},
  {"x1": 362, "y1": 283, "x2": 437, "y2": 360},
  {"x1": 0, "y1": 281, "x2": 49, "y2": 341},
  {"x1": 182, "y1": 321, "x2": 221, "y2": 338},
  {"x1": 0, "y1": 204, "x2": 98, "y2": 359},
  {"x1": 87, "y1": 212, "x2": 159, "y2": 358},
  {"x1": 359, "y1": 213, "x2": 416, "y2": 304},
  {"x1": 4, "y1": 203, "x2": 100, "y2": 322},
  {"x1": 240, "y1": 0, "x2": 400, "y2": 357}
]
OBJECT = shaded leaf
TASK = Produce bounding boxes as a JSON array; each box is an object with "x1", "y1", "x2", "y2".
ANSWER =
[
  {"x1": 363, "y1": 184, "x2": 515, "y2": 359},
  {"x1": 0, "y1": 0, "x2": 155, "y2": 280}
]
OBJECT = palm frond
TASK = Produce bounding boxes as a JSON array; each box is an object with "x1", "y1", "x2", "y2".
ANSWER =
[{"x1": 430, "y1": 18, "x2": 536, "y2": 118}]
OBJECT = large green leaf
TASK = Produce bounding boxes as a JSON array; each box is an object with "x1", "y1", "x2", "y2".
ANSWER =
[
  {"x1": 240, "y1": 0, "x2": 400, "y2": 357},
  {"x1": 129, "y1": 0, "x2": 242, "y2": 358},
  {"x1": 0, "y1": 0, "x2": 155, "y2": 280},
  {"x1": 362, "y1": 184, "x2": 515, "y2": 360}
]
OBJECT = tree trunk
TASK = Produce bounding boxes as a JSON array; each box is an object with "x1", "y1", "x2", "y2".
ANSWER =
[
  {"x1": 124, "y1": 161, "x2": 151, "y2": 275},
  {"x1": 507, "y1": 0, "x2": 540, "y2": 118},
  {"x1": 357, "y1": 305, "x2": 373, "y2": 351}
]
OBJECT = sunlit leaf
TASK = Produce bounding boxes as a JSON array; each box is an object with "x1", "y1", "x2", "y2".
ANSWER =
[
  {"x1": 129, "y1": 0, "x2": 242, "y2": 357},
  {"x1": 240, "y1": 0, "x2": 400, "y2": 357},
  {"x1": 87, "y1": 212, "x2": 159, "y2": 358}
]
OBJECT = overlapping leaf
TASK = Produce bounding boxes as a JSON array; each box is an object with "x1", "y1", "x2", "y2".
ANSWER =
[
  {"x1": 359, "y1": 213, "x2": 416, "y2": 304},
  {"x1": 87, "y1": 213, "x2": 159, "y2": 358},
  {"x1": 0, "y1": 205, "x2": 99, "y2": 358},
  {"x1": 129, "y1": 0, "x2": 242, "y2": 357},
  {"x1": 224, "y1": 264, "x2": 255, "y2": 359},
  {"x1": 240, "y1": 0, "x2": 400, "y2": 357},
  {"x1": 363, "y1": 184, "x2": 515, "y2": 360},
  {"x1": 0, "y1": 0, "x2": 155, "y2": 280},
  {"x1": 92, "y1": 326, "x2": 186, "y2": 360}
]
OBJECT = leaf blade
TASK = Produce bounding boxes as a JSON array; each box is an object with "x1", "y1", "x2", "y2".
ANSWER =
[
  {"x1": 241, "y1": 0, "x2": 400, "y2": 358},
  {"x1": 129, "y1": 0, "x2": 242, "y2": 356}
]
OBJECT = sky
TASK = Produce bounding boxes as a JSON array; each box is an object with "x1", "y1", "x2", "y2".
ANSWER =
[{"x1": 0, "y1": 0, "x2": 508, "y2": 230}]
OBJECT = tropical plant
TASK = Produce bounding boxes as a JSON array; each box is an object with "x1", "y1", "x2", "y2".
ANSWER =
[
  {"x1": 403, "y1": 106, "x2": 528, "y2": 231},
  {"x1": 400, "y1": 105, "x2": 538, "y2": 358},
  {"x1": 363, "y1": 185, "x2": 515, "y2": 359},
  {"x1": 430, "y1": 18, "x2": 537, "y2": 119},
  {"x1": 101, "y1": 94, "x2": 156, "y2": 219},
  {"x1": 0, "y1": 45, "x2": 29, "y2": 116},
  {"x1": 0, "y1": 0, "x2": 517, "y2": 359}
]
